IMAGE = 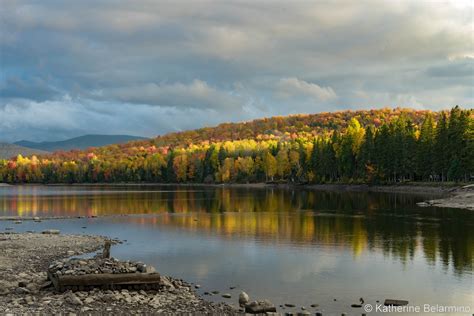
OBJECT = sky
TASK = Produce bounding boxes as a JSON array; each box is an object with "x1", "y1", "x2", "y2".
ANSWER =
[{"x1": 0, "y1": 0, "x2": 473, "y2": 142}]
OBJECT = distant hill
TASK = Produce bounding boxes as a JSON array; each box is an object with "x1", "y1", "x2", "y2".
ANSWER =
[
  {"x1": 15, "y1": 134, "x2": 148, "y2": 152},
  {"x1": 0, "y1": 143, "x2": 49, "y2": 159},
  {"x1": 1, "y1": 107, "x2": 472, "y2": 185}
]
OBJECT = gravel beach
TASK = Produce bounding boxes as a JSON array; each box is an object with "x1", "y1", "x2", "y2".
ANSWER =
[{"x1": 0, "y1": 232, "x2": 240, "y2": 315}]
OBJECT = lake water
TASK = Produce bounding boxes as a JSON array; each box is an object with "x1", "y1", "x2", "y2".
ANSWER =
[{"x1": 0, "y1": 185, "x2": 472, "y2": 315}]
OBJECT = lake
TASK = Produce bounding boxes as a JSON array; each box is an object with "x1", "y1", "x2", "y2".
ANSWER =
[{"x1": 0, "y1": 185, "x2": 472, "y2": 315}]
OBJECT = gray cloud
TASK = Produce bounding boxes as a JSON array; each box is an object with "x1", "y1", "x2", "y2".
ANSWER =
[
  {"x1": 94, "y1": 80, "x2": 244, "y2": 111},
  {"x1": 0, "y1": 0, "x2": 472, "y2": 142}
]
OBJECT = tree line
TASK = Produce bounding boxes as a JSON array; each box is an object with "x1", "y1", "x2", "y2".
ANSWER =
[{"x1": 0, "y1": 106, "x2": 472, "y2": 184}]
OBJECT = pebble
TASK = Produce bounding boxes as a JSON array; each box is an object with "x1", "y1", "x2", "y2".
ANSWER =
[{"x1": 222, "y1": 293, "x2": 231, "y2": 298}]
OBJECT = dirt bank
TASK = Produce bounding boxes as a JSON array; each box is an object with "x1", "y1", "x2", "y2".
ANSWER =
[{"x1": 0, "y1": 232, "x2": 239, "y2": 314}]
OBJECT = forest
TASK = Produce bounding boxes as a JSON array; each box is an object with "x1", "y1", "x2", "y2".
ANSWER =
[{"x1": 0, "y1": 106, "x2": 472, "y2": 184}]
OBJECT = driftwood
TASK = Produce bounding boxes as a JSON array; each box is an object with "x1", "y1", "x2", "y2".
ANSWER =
[{"x1": 48, "y1": 271, "x2": 161, "y2": 291}]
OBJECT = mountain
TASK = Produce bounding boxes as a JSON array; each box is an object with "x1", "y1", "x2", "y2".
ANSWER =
[
  {"x1": 15, "y1": 134, "x2": 148, "y2": 152},
  {"x1": 0, "y1": 143, "x2": 49, "y2": 159}
]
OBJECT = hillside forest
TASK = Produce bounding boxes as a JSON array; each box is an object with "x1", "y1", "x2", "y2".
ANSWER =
[{"x1": 0, "y1": 107, "x2": 472, "y2": 184}]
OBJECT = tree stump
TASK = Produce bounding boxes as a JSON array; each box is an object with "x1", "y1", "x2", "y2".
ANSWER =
[{"x1": 102, "y1": 240, "x2": 111, "y2": 259}]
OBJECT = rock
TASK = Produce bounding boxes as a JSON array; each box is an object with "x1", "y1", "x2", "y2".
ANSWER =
[
  {"x1": 238, "y1": 291, "x2": 249, "y2": 306},
  {"x1": 40, "y1": 281, "x2": 52, "y2": 289},
  {"x1": 229, "y1": 286, "x2": 236, "y2": 289},
  {"x1": 145, "y1": 265, "x2": 156, "y2": 273},
  {"x1": 14, "y1": 220, "x2": 22, "y2": 224},
  {"x1": 195, "y1": 284, "x2": 201, "y2": 289},
  {"x1": 159, "y1": 277, "x2": 175, "y2": 290},
  {"x1": 245, "y1": 300, "x2": 276, "y2": 314},
  {"x1": 42, "y1": 229, "x2": 60, "y2": 235},
  {"x1": 15, "y1": 287, "x2": 30, "y2": 294},
  {"x1": 285, "y1": 303, "x2": 296, "y2": 308},
  {"x1": 310, "y1": 304, "x2": 319, "y2": 308},
  {"x1": 222, "y1": 293, "x2": 231, "y2": 298},
  {"x1": 297, "y1": 312, "x2": 310, "y2": 316},
  {"x1": 84, "y1": 297, "x2": 94, "y2": 304},
  {"x1": 66, "y1": 250, "x2": 75, "y2": 256},
  {"x1": 211, "y1": 290, "x2": 219, "y2": 294},
  {"x1": 416, "y1": 202, "x2": 430, "y2": 207},
  {"x1": 66, "y1": 292, "x2": 83, "y2": 306},
  {"x1": 136, "y1": 262, "x2": 147, "y2": 272},
  {"x1": 384, "y1": 299, "x2": 409, "y2": 306}
]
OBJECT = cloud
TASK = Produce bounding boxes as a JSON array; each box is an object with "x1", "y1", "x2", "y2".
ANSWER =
[
  {"x1": 276, "y1": 77, "x2": 337, "y2": 101},
  {"x1": 0, "y1": 0, "x2": 472, "y2": 142},
  {"x1": 93, "y1": 80, "x2": 244, "y2": 110}
]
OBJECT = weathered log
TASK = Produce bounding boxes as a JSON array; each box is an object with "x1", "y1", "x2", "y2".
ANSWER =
[{"x1": 49, "y1": 271, "x2": 161, "y2": 291}]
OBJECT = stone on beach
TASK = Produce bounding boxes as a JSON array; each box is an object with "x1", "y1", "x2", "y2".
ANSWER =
[
  {"x1": 384, "y1": 299, "x2": 409, "y2": 306},
  {"x1": 238, "y1": 291, "x2": 249, "y2": 306},
  {"x1": 41, "y1": 229, "x2": 60, "y2": 235},
  {"x1": 245, "y1": 300, "x2": 276, "y2": 314}
]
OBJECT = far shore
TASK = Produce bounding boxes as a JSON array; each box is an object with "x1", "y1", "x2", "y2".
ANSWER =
[{"x1": 1, "y1": 180, "x2": 466, "y2": 193}]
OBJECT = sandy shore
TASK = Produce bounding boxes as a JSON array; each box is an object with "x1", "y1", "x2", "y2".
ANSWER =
[
  {"x1": 417, "y1": 185, "x2": 474, "y2": 210},
  {"x1": 0, "y1": 232, "x2": 239, "y2": 315}
]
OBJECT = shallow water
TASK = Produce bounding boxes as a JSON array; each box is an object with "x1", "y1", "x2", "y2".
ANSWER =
[{"x1": 0, "y1": 185, "x2": 472, "y2": 315}]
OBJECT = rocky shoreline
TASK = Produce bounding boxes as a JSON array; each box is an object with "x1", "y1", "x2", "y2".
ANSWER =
[
  {"x1": 417, "y1": 185, "x2": 474, "y2": 210},
  {"x1": 0, "y1": 232, "x2": 239, "y2": 315}
]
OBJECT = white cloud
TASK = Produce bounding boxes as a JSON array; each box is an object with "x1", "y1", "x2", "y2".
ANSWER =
[{"x1": 276, "y1": 78, "x2": 337, "y2": 101}]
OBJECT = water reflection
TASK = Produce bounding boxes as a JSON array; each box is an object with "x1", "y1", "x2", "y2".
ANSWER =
[{"x1": 0, "y1": 185, "x2": 473, "y2": 275}]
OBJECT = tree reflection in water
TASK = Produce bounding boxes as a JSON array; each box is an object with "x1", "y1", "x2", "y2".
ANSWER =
[{"x1": 1, "y1": 185, "x2": 472, "y2": 275}]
